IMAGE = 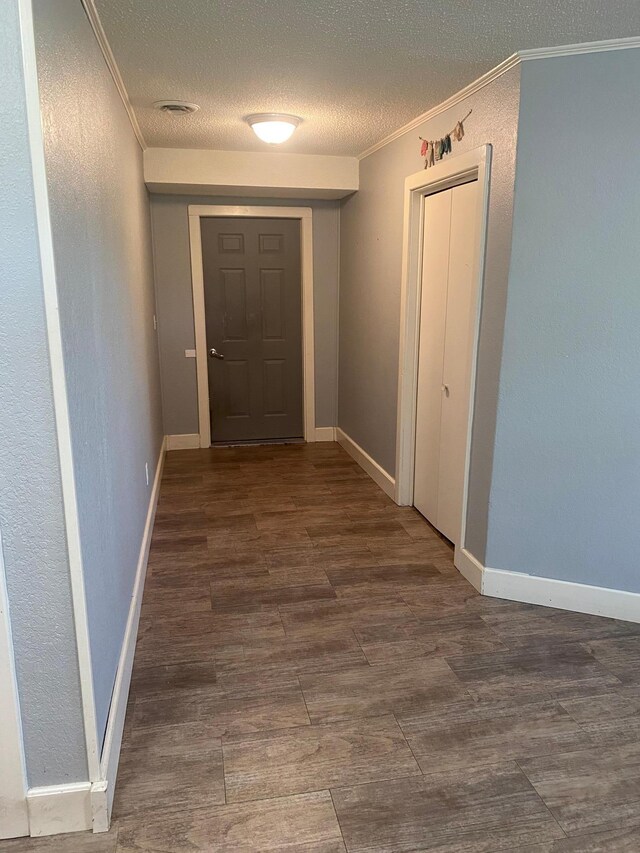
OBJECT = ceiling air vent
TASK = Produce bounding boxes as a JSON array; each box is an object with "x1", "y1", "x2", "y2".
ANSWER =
[{"x1": 153, "y1": 100, "x2": 200, "y2": 116}]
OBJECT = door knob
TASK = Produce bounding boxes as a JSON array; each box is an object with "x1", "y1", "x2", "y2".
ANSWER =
[{"x1": 209, "y1": 348, "x2": 225, "y2": 360}]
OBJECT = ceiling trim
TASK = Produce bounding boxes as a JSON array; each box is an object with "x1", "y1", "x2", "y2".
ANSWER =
[
  {"x1": 519, "y1": 34, "x2": 640, "y2": 61},
  {"x1": 79, "y1": 0, "x2": 147, "y2": 150},
  {"x1": 357, "y1": 53, "x2": 520, "y2": 160},
  {"x1": 358, "y1": 35, "x2": 640, "y2": 161}
]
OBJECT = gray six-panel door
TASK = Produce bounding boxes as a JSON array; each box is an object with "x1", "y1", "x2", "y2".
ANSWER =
[{"x1": 201, "y1": 217, "x2": 304, "y2": 443}]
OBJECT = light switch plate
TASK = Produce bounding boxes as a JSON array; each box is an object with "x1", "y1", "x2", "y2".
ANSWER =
[{"x1": 184, "y1": 349, "x2": 196, "y2": 358}]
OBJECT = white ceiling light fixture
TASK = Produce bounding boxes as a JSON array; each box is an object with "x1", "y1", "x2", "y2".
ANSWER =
[{"x1": 246, "y1": 113, "x2": 301, "y2": 144}]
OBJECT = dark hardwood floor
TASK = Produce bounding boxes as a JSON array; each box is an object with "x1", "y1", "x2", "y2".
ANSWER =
[{"x1": 4, "y1": 442, "x2": 640, "y2": 851}]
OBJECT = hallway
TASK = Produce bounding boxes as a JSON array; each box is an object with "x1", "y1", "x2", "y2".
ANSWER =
[
  {"x1": 4, "y1": 0, "x2": 640, "y2": 845},
  {"x1": 6, "y1": 442, "x2": 640, "y2": 852}
]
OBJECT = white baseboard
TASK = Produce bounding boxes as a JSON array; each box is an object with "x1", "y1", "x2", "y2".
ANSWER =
[
  {"x1": 453, "y1": 547, "x2": 483, "y2": 592},
  {"x1": 166, "y1": 433, "x2": 200, "y2": 450},
  {"x1": 335, "y1": 428, "x2": 395, "y2": 499},
  {"x1": 97, "y1": 436, "x2": 166, "y2": 829},
  {"x1": 454, "y1": 546, "x2": 640, "y2": 624},
  {"x1": 169, "y1": 429, "x2": 337, "y2": 447},
  {"x1": 314, "y1": 427, "x2": 336, "y2": 442},
  {"x1": 484, "y1": 566, "x2": 640, "y2": 623},
  {"x1": 27, "y1": 783, "x2": 92, "y2": 837}
]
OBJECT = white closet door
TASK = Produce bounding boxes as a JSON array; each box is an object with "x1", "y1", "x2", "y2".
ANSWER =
[
  {"x1": 413, "y1": 189, "x2": 452, "y2": 524},
  {"x1": 437, "y1": 180, "x2": 478, "y2": 542},
  {"x1": 413, "y1": 179, "x2": 478, "y2": 545}
]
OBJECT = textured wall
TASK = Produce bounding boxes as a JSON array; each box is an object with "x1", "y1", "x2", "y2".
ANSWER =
[
  {"x1": 33, "y1": 0, "x2": 163, "y2": 743},
  {"x1": 338, "y1": 67, "x2": 521, "y2": 561},
  {"x1": 486, "y1": 49, "x2": 640, "y2": 591},
  {"x1": 0, "y1": 0, "x2": 87, "y2": 785},
  {"x1": 151, "y1": 195, "x2": 340, "y2": 435}
]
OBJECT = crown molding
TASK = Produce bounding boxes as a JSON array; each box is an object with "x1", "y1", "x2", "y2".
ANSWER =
[
  {"x1": 358, "y1": 35, "x2": 640, "y2": 161},
  {"x1": 80, "y1": 0, "x2": 147, "y2": 150},
  {"x1": 357, "y1": 53, "x2": 520, "y2": 160},
  {"x1": 519, "y1": 34, "x2": 640, "y2": 61}
]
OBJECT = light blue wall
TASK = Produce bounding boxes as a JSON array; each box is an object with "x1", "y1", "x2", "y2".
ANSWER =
[
  {"x1": 33, "y1": 0, "x2": 163, "y2": 742},
  {"x1": 486, "y1": 49, "x2": 640, "y2": 591},
  {"x1": 0, "y1": 0, "x2": 87, "y2": 784}
]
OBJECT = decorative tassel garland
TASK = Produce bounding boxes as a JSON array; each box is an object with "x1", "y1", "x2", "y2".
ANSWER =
[{"x1": 419, "y1": 109, "x2": 471, "y2": 169}]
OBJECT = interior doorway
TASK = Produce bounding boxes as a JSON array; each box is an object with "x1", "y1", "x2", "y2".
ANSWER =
[
  {"x1": 200, "y1": 217, "x2": 303, "y2": 443},
  {"x1": 395, "y1": 146, "x2": 492, "y2": 552},
  {"x1": 188, "y1": 206, "x2": 316, "y2": 447}
]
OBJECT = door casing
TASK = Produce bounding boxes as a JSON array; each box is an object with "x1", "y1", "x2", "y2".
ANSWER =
[
  {"x1": 188, "y1": 205, "x2": 316, "y2": 447},
  {"x1": 0, "y1": 532, "x2": 28, "y2": 839},
  {"x1": 395, "y1": 146, "x2": 492, "y2": 557}
]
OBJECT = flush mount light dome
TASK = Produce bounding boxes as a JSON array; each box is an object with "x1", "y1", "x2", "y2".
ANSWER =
[{"x1": 246, "y1": 113, "x2": 301, "y2": 144}]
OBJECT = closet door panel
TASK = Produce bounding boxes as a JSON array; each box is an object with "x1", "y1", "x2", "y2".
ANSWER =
[
  {"x1": 413, "y1": 189, "x2": 452, "y2": 524},
  {"x1": 437, "y1": 180, "x2": 478, "y2": 542}
]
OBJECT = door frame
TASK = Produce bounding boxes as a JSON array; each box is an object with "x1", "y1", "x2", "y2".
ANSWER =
[
  {"x1": 0, "y1": 532, "x2": 29, "y2": 839},
  {"x1": 188, "y1": 205, "x2": 315, "y2": 447},
  {"x1": 395, "y1": 145, "x2": 492, "y2": 552}
]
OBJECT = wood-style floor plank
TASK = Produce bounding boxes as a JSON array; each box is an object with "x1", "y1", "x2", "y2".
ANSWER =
[
  {"x1": 222, "y1": 715, "x2": 420, "y2": 802},
  {"x1": 215, "y1": 631, "x2": 368, "y2": 683},
  {"x1": 279, "y1": 597, "x2": 414, "y2": 635},
  {"x1": 446, "y1": 642, "x2": 622, "y2": 702},
  {"x1": 115, "y1": 791, "x2": 345, "y2": 852},
  {"x1": 583, "y1": 635, "x2": 640, "y2": 685},
  {"x1": 0, "y1": 834, "x2": 118, "y2": 853},
  {"x1": 515, "y1": 826, "x2": 640, "y2": 851},
  {"x1": 299, "y1": 658, "x2": 469, "y2": 723},
  {"x1": 112, "y1": 720, "x2": 225, "y2": 818},
  {"x1": 132, "y1": 680, "x2": 309, "y2": 735},
  {"x1": 331, "y1": 763, "x2": 565, "y2": 852},
  {"x1": 398, "y1": 696, "x2": 592, "y2": 774},
  {"x1": 354, "y1": 612, "x2": 507, "y2": 664},
  {"x1": 559, "y1": 686, "x2": 640, "y2": 746},
  {"x1": 518, "y1": 741, "x2": 640, "y2": 836},
  {"x1": 481, "y1": 606, "x2": 640, "y2": 649}
]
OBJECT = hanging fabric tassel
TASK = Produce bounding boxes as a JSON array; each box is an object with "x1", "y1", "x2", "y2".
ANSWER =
[
  {"x1": 417, "y1": 109, "x2": 472, "y2": 162},
  {"x1": 418, "y1": 112, "x2": 470, "y2": 160}
]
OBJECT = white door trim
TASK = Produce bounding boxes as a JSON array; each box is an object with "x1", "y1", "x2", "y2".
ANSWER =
[
  {"x1": 0, "y1": 532, "x2": 29, "y2": 839},
  {"x1": 188, "y1": 205, "x2": 316, "y2": 447},
  {"x1": 395, "y1": 146, "x2": 492, "y2": 555}
]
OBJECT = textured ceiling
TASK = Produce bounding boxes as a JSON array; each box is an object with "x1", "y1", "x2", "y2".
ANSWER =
[{"x1": 94, "y1": 0, "x2": 640, "y2": 155}]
